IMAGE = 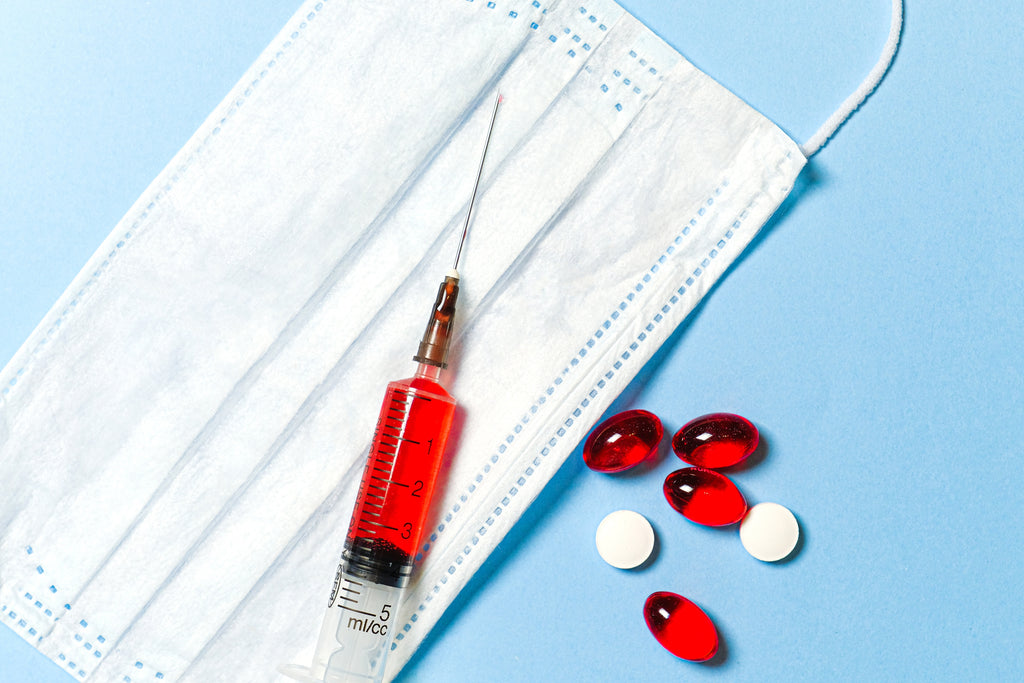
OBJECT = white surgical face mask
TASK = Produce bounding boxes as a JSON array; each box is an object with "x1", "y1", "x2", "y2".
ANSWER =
[{"x1": 0, "y1": 0, "x2": 901, "y2": 680}]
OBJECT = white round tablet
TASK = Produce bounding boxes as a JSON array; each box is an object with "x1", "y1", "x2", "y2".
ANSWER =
[
  {"x1": 595, "y1": 509, "x2": 656, "y2": 569},
  {"x1": 739, "y1": 502, "x2": 800, "y2": 562}
]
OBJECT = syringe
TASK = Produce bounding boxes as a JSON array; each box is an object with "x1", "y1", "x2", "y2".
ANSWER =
[{"x1": 280, "y1": 93, "x2": 501, "y2": 683}]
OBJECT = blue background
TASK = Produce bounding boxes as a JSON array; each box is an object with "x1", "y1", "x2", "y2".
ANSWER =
[{"x1": 2, "y1": 1, "x2": 1022, "y2": 680}]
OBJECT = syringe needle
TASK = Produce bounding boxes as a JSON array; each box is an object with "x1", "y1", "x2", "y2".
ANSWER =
[{"x1": 453, "y1": 92, "x2": 503, "y2": 275}]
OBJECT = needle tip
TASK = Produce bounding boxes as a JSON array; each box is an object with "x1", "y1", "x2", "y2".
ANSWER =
[{"x1": 498, "y1": 94, "x2": 505, "y2": 104}]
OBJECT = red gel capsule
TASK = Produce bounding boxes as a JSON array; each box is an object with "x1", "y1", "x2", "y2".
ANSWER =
[
  {"x1": 644, "y1": 591, "x2": 719, "y2": 662},
  {"x1": 582, "y1": 409, "x2": 663, "y2": 473},
  {"x1": 672, "y1": 412, "x2": 759, "y2": 468},
  {"x1": 663, "y1": 467, "x2": 747, "y2": 526}
]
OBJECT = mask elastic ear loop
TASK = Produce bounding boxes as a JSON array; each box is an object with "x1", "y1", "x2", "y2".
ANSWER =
[{"x1": 800, "y1": 0, "x2": 904, "y2": 157}]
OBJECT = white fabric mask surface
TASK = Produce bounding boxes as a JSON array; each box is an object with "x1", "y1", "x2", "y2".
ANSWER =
[{"x1": 0, "y1": 0, "x2": 900, "y2": 681}]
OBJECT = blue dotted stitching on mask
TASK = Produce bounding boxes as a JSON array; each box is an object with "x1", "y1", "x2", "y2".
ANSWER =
[
  {"x1": 34, "y1": 575, "x2": 113, "y2": 679},
  {"x1": 542, "y1": 2, "x2": 607, "y2": 57},
  {"x1": 596, "y1": 42, "x2": 663, "y2": 112},
  {"x1": 3, "y1": 548, "x2": 67, "y2": 646},
  {"x1": 395, "y1": 177, "x2": 763, "y2": 646},
  {"x1": 474, "y1": 0, "x2": 548, "y2": 26},
  {"x1": 0, "y1": 1, "x2": 329, "y2": 404}
]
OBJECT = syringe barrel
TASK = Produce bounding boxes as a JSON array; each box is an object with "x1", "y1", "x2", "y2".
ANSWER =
[
  {"x1": 285, "y1": 366, "x2": 456, "y2": 683},
  {"x1": 342, "y1": 366, "x2": 456, "y2": 583},
  {"x1": 280, "y1": 368, "x2": 456, "y2": 683}
]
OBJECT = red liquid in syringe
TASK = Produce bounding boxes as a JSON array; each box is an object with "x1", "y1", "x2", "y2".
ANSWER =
[
  {"x1": 280, "y1": 93, "x2": 501, "y2": 683},
  {"x1": 343, "y1": 367, "x2": 456, "y2": 584}
]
